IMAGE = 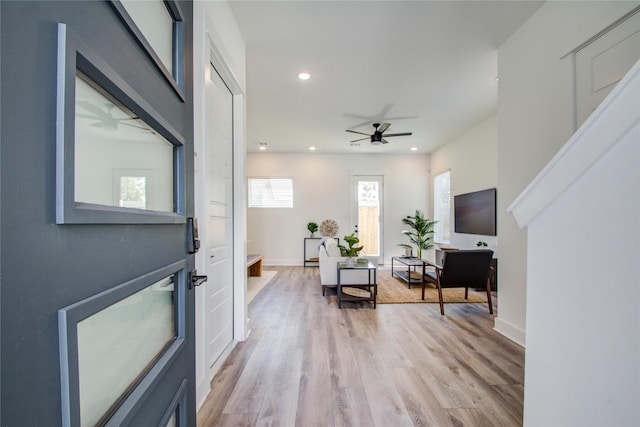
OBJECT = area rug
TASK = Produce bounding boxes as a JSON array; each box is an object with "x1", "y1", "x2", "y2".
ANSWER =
[
  {"x1": 376, "y1": 271, "x2": 489, "y2": 304},
  {"x1": 248, "y1": 270, "x2": 277, "y2": 303}
]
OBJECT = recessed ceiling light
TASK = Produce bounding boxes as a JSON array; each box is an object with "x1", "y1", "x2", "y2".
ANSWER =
[
  {"x1": 259, "y1": 142, "x2": 267, "y2": 151},
  {"x1": 309, "y1": 146, "x2": 316, "y2": 151},
  {"x1": 411, "y1": 147, "x2": 418, "y2": 151},
  {"x1": 298, "y1": 72, "x2": 311, "y2": 80}
]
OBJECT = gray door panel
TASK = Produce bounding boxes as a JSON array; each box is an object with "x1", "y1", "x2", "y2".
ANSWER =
[{"x1": 1, "y1": 1, "x2": 195, "y2": 425}]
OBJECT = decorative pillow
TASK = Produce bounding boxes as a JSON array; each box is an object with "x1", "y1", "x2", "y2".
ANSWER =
[{"x1": 324, "y1": 238, "x2": 342, "y2": 257}]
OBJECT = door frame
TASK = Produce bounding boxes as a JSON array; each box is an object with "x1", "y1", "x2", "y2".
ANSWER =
[
  {"x1": 351, "y1": 175, "x2": 385, "y2": 265},
  {"x1": 193, "y1": 9, "x2": 248, "y2": 407}
]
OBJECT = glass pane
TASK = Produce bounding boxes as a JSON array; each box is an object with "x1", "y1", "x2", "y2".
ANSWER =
[
  {"x1": 248, "y1": 178, "x2": 293, "y2": 208},
  {"x1": 77, "y1": 275, "x2": 176, "y2": 426},
  {"x1": 119, "y1": 0, "x2": 174, "y2": 73},
  {"x1": 434, "y1": 171, "x2": 451, "y2": 243},
  {"x1": 75, "y1": 75, "x2": 174, "y2": 212},
  {"x1": 120, "y1": 176, "x2": 147, "y2": 208},
  {"x1": 166, "y1": 411, "x2": 176, "y2": 427},
  {"x1": 358, "y1": 181, "x2": 380, "y2": 256}
]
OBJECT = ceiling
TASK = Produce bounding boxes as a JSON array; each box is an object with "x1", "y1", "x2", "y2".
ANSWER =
[{"x1": 229, "y1": 0, "x2": 543, "y2": 154}]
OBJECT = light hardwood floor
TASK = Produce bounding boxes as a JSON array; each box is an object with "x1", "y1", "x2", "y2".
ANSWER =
[{"x1": 197, "y1": 266, "x2": 524, "y2": 427}]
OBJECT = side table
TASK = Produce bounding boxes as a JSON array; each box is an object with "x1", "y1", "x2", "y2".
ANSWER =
[
  {"x1": 336, "y1": 260, "x2": 377, "y2": 309},
  {"x1": 391, "y1": 256, "x2": 426, "y2": 289}
]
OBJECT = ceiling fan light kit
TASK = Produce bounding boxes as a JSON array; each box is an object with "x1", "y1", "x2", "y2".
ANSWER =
[{"x1": 346, "y1": 122, "x2": 412, "y2": 145}]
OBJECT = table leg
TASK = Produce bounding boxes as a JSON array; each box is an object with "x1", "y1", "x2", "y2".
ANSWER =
[
  {"x1": 373, "y1": 268, "x2": 377, "y2": 309},
  {"x1": 421, "y1": 262, "x2": 426, "y2": 300},
  {"x1": 337, "y1": 264, "x2": 342, "y2": 309}
]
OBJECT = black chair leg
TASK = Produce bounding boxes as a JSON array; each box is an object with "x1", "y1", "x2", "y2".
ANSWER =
[
  {"x1": 437, "y1": 279, "x2": 445, "y2": 315},
  {"x1": 486, "y1": 278, "x2": 494, "y2": 314}
]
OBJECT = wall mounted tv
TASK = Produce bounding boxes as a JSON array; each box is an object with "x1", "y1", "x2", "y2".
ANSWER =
[{"x1": 454, "y1": 188, "x2": 497, "y2": 236}]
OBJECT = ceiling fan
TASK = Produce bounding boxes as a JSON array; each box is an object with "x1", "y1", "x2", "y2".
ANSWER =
[{"x1": 346, "y1": 122, "x2": 413, "y2": 145}]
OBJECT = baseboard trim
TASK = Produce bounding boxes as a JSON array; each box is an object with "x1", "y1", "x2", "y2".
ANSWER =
[
  {"x1": 197, "y1": 340, "x2": 238, "y2": 410},
  {"x1": 494, "y1": 317, "x2": 526, "y2": 348}
]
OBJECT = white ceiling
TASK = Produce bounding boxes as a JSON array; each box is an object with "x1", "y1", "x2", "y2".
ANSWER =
[{"x1": 229, "y1": 0, "x2": 543, "y2": 154}]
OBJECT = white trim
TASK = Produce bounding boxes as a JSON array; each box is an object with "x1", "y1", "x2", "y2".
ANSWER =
[
  {"x1": 508, "y1": 58, "x2": 640, "y2": 228},
  {"x1": 494, "y1": 317, "x2": 526, "y2": 348},
  {"x1": 193, "y1": 4, "x2": 248, "y2": 408}
]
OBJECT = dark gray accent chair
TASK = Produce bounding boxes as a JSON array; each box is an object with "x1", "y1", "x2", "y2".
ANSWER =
[{"x1": 424, "y1": 249, "x2": 494, "y2": 315}]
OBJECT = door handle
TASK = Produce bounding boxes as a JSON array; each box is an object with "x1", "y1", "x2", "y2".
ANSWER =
[{"x1": 189, "y1": 270, "x2": 208, "y2": 289}]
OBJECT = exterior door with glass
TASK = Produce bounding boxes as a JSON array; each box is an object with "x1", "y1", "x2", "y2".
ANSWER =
[
  {"x1": 1, "y1": 2, "x2": 196, "y2": 426},
  {"x1": 352, "y1": 176, "x2": 384, "y2": 265}
]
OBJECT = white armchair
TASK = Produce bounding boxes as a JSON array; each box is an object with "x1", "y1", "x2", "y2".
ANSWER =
[{"x1": 319, "y1": 238, "x2": 373, "y2": 295}]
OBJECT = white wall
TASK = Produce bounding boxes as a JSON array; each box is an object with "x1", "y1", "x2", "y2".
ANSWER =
[
  {"x1": 430, "y1": 114, "x2": 498, "y2": 253},
  {"x1": 526, "y1": 130, "x2": 639, "y2": 426},
  {"x1": 247, "y1": 153, "x2": 430, "y2": 265},
  {"x1": 496, "y1": 1, "x2": 640, "y2": 346},
  {"x1": 509, "y1": 57, "x2": 640, "y2": 425}
]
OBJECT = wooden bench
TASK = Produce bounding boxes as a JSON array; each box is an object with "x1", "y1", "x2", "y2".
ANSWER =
[{"x1": 247, "y1": 254, "x2": 263, "y2": 277}]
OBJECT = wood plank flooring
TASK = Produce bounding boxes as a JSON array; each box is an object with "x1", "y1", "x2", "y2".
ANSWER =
[{"x1": 197, "y1": 266, "x2": 524, "y2": 427}]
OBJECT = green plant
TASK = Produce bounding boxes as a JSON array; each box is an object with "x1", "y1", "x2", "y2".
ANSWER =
[
  {"x1": 476, "y1": 241, "x2": 488, "y2": 247},
  {"x1": 307, "y1": 221, "x2": 318, "y2": 236},
  {"x1": 397, "y1": 210, "x2": 437, "y2": 259},
  {"x1": 338, "y1": 233, "x2": 364, "y2": 257}
]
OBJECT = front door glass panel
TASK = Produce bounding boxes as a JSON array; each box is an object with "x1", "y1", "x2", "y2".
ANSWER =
[
  {"x1": 77, "y1": 275, "x2": 176, "y2": 426},
  {"x1": 353, "y1": 176, "x2": 383, "y2": 261},
  {"x1": 74, "y1": 75, "x2": 174, "y2": 212}
]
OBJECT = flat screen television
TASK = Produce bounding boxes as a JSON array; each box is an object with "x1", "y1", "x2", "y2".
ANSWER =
[{"x1": 454, "y1": 188, "x2": 496, "y2": 236}]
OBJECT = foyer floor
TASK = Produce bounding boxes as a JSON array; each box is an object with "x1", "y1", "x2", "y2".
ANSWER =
[{"x1": 197, "y1": 266, "x2": 524, "y2": 426}]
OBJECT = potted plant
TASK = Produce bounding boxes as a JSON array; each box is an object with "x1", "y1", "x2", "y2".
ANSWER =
[
  {"x1": 307, "y1": 221, "x2": 318, "y2": 237},
  {"x1": 398, "y1": 210, "x2": 437, "y2": 259},
  {"x1": 338, "y1": 233, "x2": 364, "y2": 265}
]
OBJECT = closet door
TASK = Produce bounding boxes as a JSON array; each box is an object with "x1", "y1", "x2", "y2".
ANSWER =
[{"x1": 202, "y1": 63, "x2": 235, "y2": 378}]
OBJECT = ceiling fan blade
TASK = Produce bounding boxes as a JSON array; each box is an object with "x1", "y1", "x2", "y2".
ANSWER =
[
  {"x1": 383, "y1": 132, "x2": 413, "y2": 137},
  {"x1": 76, "y1": 113, "x2": 100, "y2": 120},
  {"x1": 346, "y1": 129, "x2": 371, "y2": 136},
  {"x1": 381, "y1": 138, "x2": 390, "y2": 144},
  {"x1": 377, "y1": 123, "x2": 391, "y2": 134},
  {"x1": 350, "y1": 136, "x2": 370, "y2": 142},
  {"x1": 120, "y1": 121, "x2": 150, "y2": 131},
  {"x1": 77, "y1": 101, "x2": 110, "y2": 119}
]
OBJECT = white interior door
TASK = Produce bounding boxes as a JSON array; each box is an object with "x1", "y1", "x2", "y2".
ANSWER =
[
  {"x1": 202, "y1": 63, "x2": 234, "y2": 376},
  {"x1": 352, "y1": 176, "x2": 384, "y2": 264}
]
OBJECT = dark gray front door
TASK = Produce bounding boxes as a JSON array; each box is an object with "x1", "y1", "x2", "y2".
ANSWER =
[{"x1": 1, "y1": 1, "x2": 195, "y2": 425}]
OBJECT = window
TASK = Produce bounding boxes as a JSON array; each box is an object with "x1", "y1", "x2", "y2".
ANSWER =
[
  {"x1": 77, "y1": 275, "x2": 176, "y2": 425},
  {"x1": 56, "y1": 23, "x2": 185, "y2": 224},
  {"x1": 433, "y1": 171, "x2": 451, "y2": 244},
  {"x1": 119, "y1": 0, "x2": 174, "y2": 74},
  {"x1": 58, "y1": 261, "x2": 187, "y2": 427},
  {"x1": 248, "y1": 178, "x2": 293, "y2": 208},
  {"x1": 111, "y1": 0, "x2": 185, "y2": 95},
  {"x1": 75, "y1": 76, "x2": 174, "y2": 213}
]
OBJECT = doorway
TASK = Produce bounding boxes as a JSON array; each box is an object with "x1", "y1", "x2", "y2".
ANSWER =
[
  {"x1": 196, "y1": 63, "x2": 235, "y2": 380},
  {"x1": 352, "y1": 175, "x2": 384, "y2": 264}
]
